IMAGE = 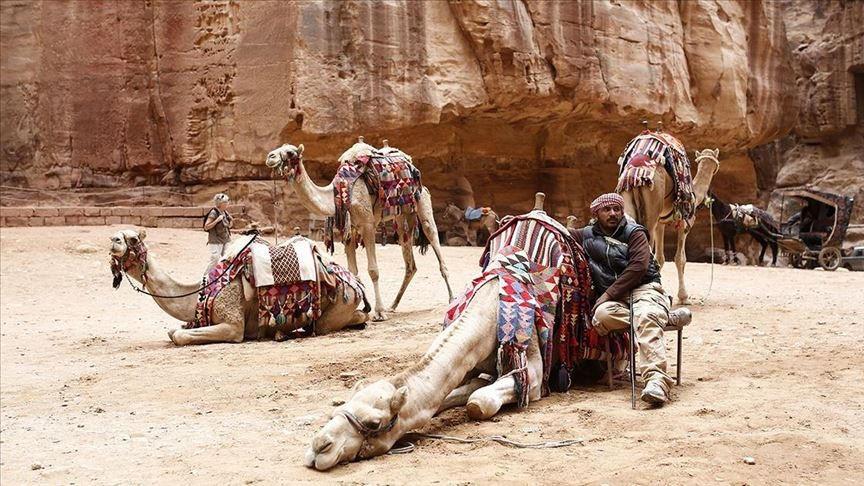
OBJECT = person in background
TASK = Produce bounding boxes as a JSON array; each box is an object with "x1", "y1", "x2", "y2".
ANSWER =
[{"x1": 204, "y1": 193, "x2": 233, "y2": 271}]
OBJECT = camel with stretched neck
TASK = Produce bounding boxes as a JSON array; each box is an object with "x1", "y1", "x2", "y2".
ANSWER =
[
  {"x1": 619, "y1": 148, "x2": 720, "y2": 303},
  {"x1": 109, "y1": 229, "x2": 368, "y2": 345},
  {"x1": 265, "y1": 141, "x2": 453, "y2": 321},
  {"x1": 441, "y1": 203, "x2": 500, "y2": 246},
  {"x1": 305, "y1": 195, "x2": 554, "y2": 471}
]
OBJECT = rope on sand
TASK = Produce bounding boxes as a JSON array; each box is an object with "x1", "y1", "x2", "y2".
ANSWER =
[{"x1": 388, "y1": 433, "x2": 585, "y2": 454}]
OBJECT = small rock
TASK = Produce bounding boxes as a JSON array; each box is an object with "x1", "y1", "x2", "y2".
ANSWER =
[
  {"x1": 713, "y1": 327, "x2": 722, "y2": 332},
  {"x1": 73, "y1": 244, "x2": 101, "y2": 254},
  {"x1": 817, "y1": 321, "x2": 826, "y2": 325},
  {"x1": 743, "y1": 456, "x2": 756, "y2": 465},
  {"x1": 31, "y1": 463, "x2": 43, "y2": 470},
  {"x1": 339, "y1": 372, "x2": 358, "y2": 379},
  {"x1": 331, "y1": 399, "x2": 345, "y2": 406}
]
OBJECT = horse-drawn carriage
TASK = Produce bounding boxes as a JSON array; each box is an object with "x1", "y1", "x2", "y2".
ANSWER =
[{"x1": 777, "y1": 187, "x2": 857, "y2": 271}]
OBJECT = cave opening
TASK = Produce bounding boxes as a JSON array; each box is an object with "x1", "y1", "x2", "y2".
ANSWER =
[{"x1": 853, "y1": 69, "x2": 864, "y2": 125}]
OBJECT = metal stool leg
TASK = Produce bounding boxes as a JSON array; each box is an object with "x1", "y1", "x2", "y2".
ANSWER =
[
  {"x1": 629, "y1": 292, "x2": 636, "y2": 409},
  {"x1": 676, "y1": 329, "x2": 682, "y2": 386}
]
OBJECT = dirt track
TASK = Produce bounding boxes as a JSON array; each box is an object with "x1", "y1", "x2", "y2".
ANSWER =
[{"x1": 1, "y1": 226, "x2": 862, "y2": 485}]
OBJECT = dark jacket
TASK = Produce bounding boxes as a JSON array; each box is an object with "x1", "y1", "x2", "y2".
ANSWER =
[{"x1": 570, "y1": 218, "x2": 661, "y2": 301}]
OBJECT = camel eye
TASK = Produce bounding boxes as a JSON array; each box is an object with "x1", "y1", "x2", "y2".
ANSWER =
[{"x1": 363, "y1": 419, "x2": 381, "y2": 430}]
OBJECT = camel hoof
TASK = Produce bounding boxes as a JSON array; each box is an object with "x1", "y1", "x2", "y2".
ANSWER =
[
  {"x1": 168, "y1": 330, "x2": 186, "y2": 346},
  {"x1": 466, "y1": 401, "x2": 486, "y2": 420},
  {"x1": 372, "y1": 311, "x2": 389, "y2": 322}
]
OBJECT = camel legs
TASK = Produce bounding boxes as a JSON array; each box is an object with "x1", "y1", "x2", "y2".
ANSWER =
[
  {"x1": 169, "y1": 322, "x2": 243, "y2": 346},
  {"x1": 653, "y1": 222, "x2": 666, "y2": 268},
  {"x1": 389, "y1": 217, "x2": 418, "y2": 312},
  {"x1": 436, "y1": 377, "x2": 490, "y2": 414},
  {"x1": 417, "y1": 190, "x2": 454, "y2": 301},
  {"x1": 345, "y1": 237, "x2": 359, "y2": 276},
  {"x1": 675, "y1": 226, "x2": 690, "y2": 304},
  {"x1": 465, "y1": 342, "x2": 543, "y2": 420},
  {"x1": 359, "y1": 223, "x2": 387, "y2": 321}
]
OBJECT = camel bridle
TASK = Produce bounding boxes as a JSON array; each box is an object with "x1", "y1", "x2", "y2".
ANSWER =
[
  {"x1": 694, "y1": 152, "x2": 721, "y2": 176},
  {"x1": 267, "y1": 149, "x2": 301, "y2": 181},
  {"x1": 337, "y1": 409, "x2": 399, "y2": 459}
]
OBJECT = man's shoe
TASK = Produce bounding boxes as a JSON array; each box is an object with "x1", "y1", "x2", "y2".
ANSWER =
[
  {"x1": 641, "y1": 380, "x2": 668, "y2": 405},
  {"x1": 667, "y1": 308, "x2": 692, "y2": 329}
]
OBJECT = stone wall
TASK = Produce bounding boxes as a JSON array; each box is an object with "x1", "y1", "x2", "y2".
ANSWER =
[{"x1": 0, "y1": 205, "x2": 246, "y2": 229}]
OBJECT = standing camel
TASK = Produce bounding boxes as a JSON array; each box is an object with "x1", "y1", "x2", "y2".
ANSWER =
[
  {"x1": 306, "y1": 194, "x2": 596, "y2": 470},
  {"x1": 110, "y1": 229, "x2": 368, "y2": 345},
  {"x1": 707, "y1": 192, "x2": 780, "y2": 266},
  {"x1": 265, "y1": 141, "x2": 453, "y2": 321},
  {"x1": 441, "y1": 203, "x2": 500, "y2": 246},
  {"x1": 619, "y1": 144, "x2": 720, "y2": 304}
]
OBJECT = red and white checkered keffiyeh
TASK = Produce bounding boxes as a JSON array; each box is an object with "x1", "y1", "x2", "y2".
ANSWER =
[{"x1": 589, "y1": 193, "x2": 624, "y2": 216}]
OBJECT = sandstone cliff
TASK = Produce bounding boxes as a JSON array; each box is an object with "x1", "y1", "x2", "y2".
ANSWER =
[{"x1": 0, "y1": 0, "x2": 811, "y2": 251}]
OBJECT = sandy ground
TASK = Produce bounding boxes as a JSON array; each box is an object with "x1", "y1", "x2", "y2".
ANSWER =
[{"x1": 1, "y1": 225, "x2": 862, "y2": 485}]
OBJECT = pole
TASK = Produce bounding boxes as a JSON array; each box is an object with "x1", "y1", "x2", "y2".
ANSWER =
[{"x1": 629, "y1": 291, "x2": 636, "y2": 410}]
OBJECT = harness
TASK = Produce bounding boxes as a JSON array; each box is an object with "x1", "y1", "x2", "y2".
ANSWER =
[{"x1": 337, "y1": 409, "x2": 399, "y2": 458}]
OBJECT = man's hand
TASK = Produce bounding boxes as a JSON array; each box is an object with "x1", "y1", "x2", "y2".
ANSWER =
[{"x1": 592, "y1": 292, "x2": 610, "y2": 315}]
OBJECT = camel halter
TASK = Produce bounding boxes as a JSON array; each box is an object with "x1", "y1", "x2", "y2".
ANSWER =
[
  {"x1": 116, "y1": 234, "x2": 259, "y2": 299},
  {"x1": 337, "y1": 408, "x2": 400, "y2": 459},
  {"x1": 694, "y1": 152, "x2": 721, "y2": 176}
]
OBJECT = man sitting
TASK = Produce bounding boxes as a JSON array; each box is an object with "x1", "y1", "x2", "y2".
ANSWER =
[{"x1": 569, "y1": 193, "x2": 691, "y2": 405}]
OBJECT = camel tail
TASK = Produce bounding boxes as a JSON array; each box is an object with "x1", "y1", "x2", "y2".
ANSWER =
[{"x1": 415, "y1": 215, "x2": 430, "y2": 255}]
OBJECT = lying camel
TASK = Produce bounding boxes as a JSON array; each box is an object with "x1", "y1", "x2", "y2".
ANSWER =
[
  {"x1": 109, "y1": 228, "x2": 368, "y2": 346},
  {"x1": 306, "y1": 194, "x2": 587, "y2": 470}
]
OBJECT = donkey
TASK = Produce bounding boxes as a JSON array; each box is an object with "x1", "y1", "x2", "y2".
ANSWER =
[{"x1": 708, "y1": 192, "x2": 780, "y2": 266}]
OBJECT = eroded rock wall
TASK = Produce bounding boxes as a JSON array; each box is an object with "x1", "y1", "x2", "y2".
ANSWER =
[
  {"x1": 753, "y1": 0, "x2": 863, "y2": 248},
  {"x1": 2, "y1": 0, "x2": 798, "y2": 247}
]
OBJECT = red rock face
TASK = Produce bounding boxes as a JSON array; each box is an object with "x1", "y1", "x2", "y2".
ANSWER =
[{"x1": 5, "y1": 0, "x2": 851, "y2": 253}]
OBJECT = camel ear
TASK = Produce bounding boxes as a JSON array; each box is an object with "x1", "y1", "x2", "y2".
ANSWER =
[
  {"x1": 694, "y1": 149, "x2": 702, "y2": 158},
  {"x1": 351, "y1": 378, "x2": 370, "y2": 393},
  {"x1": 137, "y1": 228, "x2": 147, "y2": 241},
  {"x1": 389, "y1": 386, "x2": 408, "y2": 414},
  {"x1": 712, "y1": 148, "x2": 720, "y2": 158},
  {"x1": 297, "y1": 144, "x2": 304, "y2": 156}
]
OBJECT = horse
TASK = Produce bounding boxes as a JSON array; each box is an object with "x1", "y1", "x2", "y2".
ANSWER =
[{"x1": 708, "y1": 192, "x2": 780, "y2": 266}]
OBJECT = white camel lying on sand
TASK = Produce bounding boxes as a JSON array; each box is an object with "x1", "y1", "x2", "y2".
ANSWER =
[
  {"x1": 109, "y1": 229, "x2": 368, "y2": 346},
  {"x1": 305, "y1": 194, "x2": 596, "y2": 470}
]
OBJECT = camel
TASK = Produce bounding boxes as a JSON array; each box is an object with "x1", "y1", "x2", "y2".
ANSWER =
[
  {"x1": 265, "y1": 141, "x2": 453, "y2": 321},
  {"x1": 306, "y1": 194, "x2": 575, "y2": 471},
  {"x1": 441, "y1": 203, "x2": 500, "y2": 246},
  {"x1": 707, "y1": 192, "x2": 780, "y2": 266},
  {"x1": 619, "y1": 148, "x2": 720, "y2": 304},
  {"x1": 109, "y1": 228, "x2": 368, "y2": 346}
]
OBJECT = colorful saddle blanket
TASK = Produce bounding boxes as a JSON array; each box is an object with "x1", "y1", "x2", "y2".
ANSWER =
[
  {"x1": 616, "y1": 131, "x2": 696, "y2": 226},
  {"x1": 187, "y1": 237, "x2": 366, "y2": 334},
  {"x1": 444, "y1": 210, "x2": 622, "y2": 407},
  {"x1": 326, "y1": 145, "x2": 422, "y2": 253}
]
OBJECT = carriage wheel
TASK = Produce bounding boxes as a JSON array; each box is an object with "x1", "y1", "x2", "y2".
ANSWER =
[{"x1": 818, "y1": 247, "x2": 842, "y2": 272}]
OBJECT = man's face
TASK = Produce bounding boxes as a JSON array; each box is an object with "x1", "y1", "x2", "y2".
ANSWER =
[
  {"x1": 217, "y1": 202, "x2": 229, "y2": 211},
  {"x1": 596, "y1": 203, "x2": 623, "y2": 231}
]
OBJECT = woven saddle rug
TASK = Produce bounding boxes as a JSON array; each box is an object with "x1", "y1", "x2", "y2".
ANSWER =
[
  {"x1": 616, "y1": 131, "x2": 696, "y2": 226},
  {"x1": 326, "y1": 144, "x2": 423, "y2": 253},
  {"x1": 187, "y1": 236, "x2": 326, "y2": 333},
  {"x1": 444, "y1": 210, "x2": 623, "y2": 407}
]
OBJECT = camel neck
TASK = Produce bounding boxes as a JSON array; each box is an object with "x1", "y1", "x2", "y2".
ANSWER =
[
  {"x1": 291, "y1": 160, "x2": 336, "y2": 217},
  {"x1": 692, "y1": 159, "x2": 718, "y2": 208},
  {"x1": 386, "y1": 284, "x2": 498, "y2": 438},
  {"x1": 127, "y1": 252, "x2": 200, "y2": 322}
]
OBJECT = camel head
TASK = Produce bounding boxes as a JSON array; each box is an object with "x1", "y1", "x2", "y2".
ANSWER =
[
  {"x1": 109, "y1": 228, "x2": 149, "y2": 288},
  {"x1": 441, "y1": 203, "x2": 463, "y2": 224},
  {"x1": 265, "y1": 143, "x2": 304, "y2": 181},
  {"x1": 305, "y1": 379, "x2": 408, "y2": 470},
  {"x1": 694, "y1": 148, "x2": 721, "y2": 177}
]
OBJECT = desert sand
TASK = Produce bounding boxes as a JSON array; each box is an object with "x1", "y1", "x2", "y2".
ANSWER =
[{"x1": 1, "y1": 226, "x2": 862, "y2": 485}]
